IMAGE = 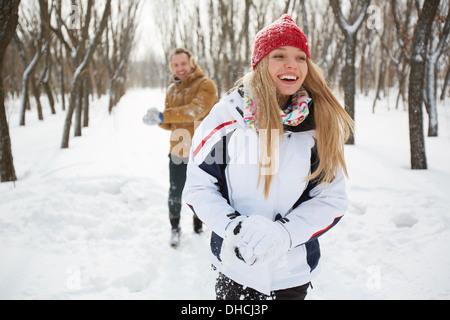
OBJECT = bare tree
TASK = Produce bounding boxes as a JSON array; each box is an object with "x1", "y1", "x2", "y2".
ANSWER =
[
  {"x1": 37, "y1": 0, "x2": 56, "y2": 115},
  {"x1": 0, "y1": 0, "x2": 20, "y2": 183},
  {"x1": 18, "y1": 0, "x2": 50, "y2": 125},
  {"x1": 218, "y1": 0, "x2": 238, "y2": 91},
  {"x1": 372, "y1": 3, "x2": 389, "y2": 112},
  {"x1": 424, "y1": 4, "x2": 449, "y2": 137},
  {"x1": 330, "y1": 0, "x2": 370, "y2": 145},
  {"x1": 104, "y1": 0, "x2": 140, "y2": 113},
  {"x1": 441, "y1": 56, "x2": 450, "y2": 100},
  {"x1": 310, "y1": 6, "x2": 345, "y2": 82},
  {"x1": 40, "y1": 41, "x2": 56, "y2": 115},
  {"x1": 389, "y1": 0, "x2": 416, "y2": 111},
  {"x1": 408, "y1": 0, "x2": 440, "y2": 170},
  {"x1": 61, "y1": 1, "x2": 111, "y2": 149},
  {"x1": 207, "y1": 0, "x2": 224, "y2": 95},
  {"x1": 54, "y1": 1, "x2": 67, "y2": 111}
]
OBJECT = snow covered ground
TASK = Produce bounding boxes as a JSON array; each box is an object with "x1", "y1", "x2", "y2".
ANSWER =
[{"x1": 1, "y1": 88, "x2": 449, "y2": 300}]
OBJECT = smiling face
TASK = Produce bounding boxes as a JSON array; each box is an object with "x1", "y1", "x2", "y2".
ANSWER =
[
  {"x1": 267, "y1": 46, "x2": 308, "y2": 97},
  {"x1": 171, "y1": 53, "x2": 193, "y2": 81}
]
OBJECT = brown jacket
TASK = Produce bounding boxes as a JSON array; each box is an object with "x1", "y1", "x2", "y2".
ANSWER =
[{"x1": 159, "y1": 65, "x2": 218, "y2": 158}]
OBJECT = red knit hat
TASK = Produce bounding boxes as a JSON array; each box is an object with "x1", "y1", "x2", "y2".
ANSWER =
[{"x1": 252, "y1": 14, "x2": 310, "y2": 69}]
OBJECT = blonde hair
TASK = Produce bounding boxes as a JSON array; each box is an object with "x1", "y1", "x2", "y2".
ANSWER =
[
  {"x1": 235, "y1": 56, "x2": 353, "y2": 198},
  {"x1": 252, "y1": 58, "x2": 284, "y2": 197},
  {"x1": 303, "y1": 59, "x2": 353, "y2": 183}
]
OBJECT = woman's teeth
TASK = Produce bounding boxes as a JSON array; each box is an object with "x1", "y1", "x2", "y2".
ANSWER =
[{"x1": 279, "y1": 75, "x2": 297, "y2": 81}]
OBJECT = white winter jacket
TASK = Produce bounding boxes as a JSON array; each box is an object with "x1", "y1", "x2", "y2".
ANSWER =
[{"x1": 183, "y1": 89, "x2": 348, "y2": 295}]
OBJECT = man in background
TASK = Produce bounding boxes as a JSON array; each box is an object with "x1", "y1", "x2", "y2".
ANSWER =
[{"x1": 143, "y1": 48, "x2": 218, "y2": 248}]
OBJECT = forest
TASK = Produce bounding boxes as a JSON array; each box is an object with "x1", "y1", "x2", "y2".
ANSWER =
[{"x1": 1, "y1": 0, "x2": 449, "y2": 183}]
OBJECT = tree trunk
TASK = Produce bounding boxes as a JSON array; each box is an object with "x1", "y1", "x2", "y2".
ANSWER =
[
  {"x1": 372, "y1": 47, "x2": 387, "y2": 113},
  {"x1": 61, "y1": 1, "x2": 111, "y2": 149},
  {"x1": 330, "y1": 0, "x2": 370, "y2": 145},
  {"x1": 408, "y1": 0, "x2": 440, "y2": 170},
  {"x1": 343, "y1": 33, "x2": 357, "y2": 144},
  {"x1": 0, "y1": 0, "x2": 20, "y2": 183},
  {"x1": 31, "y1": 73, "x2": 44, "y2": 121},
  {"x1": 83, "y1": 80, "x2": 90, "y2": 128},
  {"x1": 42, "y1": 51, "x2": 56, "y2": 114},
  {"x1": 441, "y1": 64, "x2": 450, "y2": 101},
  {"x1": 19, "y1": 47, "x2": 42, "y2": 126},
  {"x1": 425, "y1": 59, "x2": 438, "y2": 137},
  {"x1": 424, "y1": 6, "x2": 450, "y2": 137},
  {"x1": 74, "y1": 80, "x2": 83, "y2": 137}
]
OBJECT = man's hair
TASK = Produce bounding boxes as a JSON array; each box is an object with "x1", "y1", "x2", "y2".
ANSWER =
[{"x1": 169, "y1": 48, "x2": 196, "y2": 73}]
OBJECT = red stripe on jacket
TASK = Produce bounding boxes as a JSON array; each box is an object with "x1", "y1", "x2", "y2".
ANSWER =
[
  {"x1": 309, "y1": 215, "x2": 343, "y2": 240},
  {"x1": 193, "y1": 120, "x2": 237, "y2": 157}
]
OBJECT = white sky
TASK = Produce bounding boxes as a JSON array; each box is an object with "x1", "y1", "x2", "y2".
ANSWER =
[{"x1": 133, "y1": 1, "x2": 161, "y2": 61}]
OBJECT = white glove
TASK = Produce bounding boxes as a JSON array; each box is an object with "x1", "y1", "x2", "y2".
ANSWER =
[
  {"x1": 143, "y1": 108, "x2": 163, "y2": 126},
  {"x1": 236, "y1": 215, "x2": 291, "y2": 266}
]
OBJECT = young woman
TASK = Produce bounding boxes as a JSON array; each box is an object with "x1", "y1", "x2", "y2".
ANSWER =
[{"x1": 183, "y1": 14, "x2": 353, "y2": 300}]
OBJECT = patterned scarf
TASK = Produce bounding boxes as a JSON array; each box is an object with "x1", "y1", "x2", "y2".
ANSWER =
[{"x1": 243, "y1": 84, "x2": 311, "y2": 132}]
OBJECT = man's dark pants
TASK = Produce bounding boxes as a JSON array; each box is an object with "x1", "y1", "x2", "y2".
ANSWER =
[{"x1": 168, "y1": 154, "x2": 202, "y2": 232}]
